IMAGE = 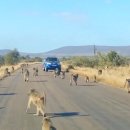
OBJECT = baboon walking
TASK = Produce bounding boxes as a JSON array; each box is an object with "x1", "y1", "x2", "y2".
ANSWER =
[
  {"x1": 60, "y1": 71, "x2": 65, "y2": 79},
  {"x1": 85, "y1": 76, "x2": 89, "y2": 83},
  {"x1": 98, "y1": 69, "x2": 102, "y2": 75},
  {"x1": 24, "y1": 69, "x2": 29, "y2": 82},
  {"x1": 33, "y1": 67, "x2": 38, "y2": 76},
  {"x1": 94, "y1": 75, "x2": 97, "y2": 82},
  {"x1": 124, "y1": 79, "x2": 130, "y2": 93},
  {"x1": 26, "y1": 89, "x2": 46, "y2": 116},
  {"x1": 12, "y1": 66, "x2": 14, "y2": 72},
  {"x1": 42, "y1": 117, "x2": 53, "y2": 130},
  {"x1": 54, "y1": 68, "x2": 60, "y2": 78},
  {"x1": 70, "y1": 73, "x2": 78, "y2": 86},
  {"x1": 21, "y1": 67, "x2": 24, "y2": 74},
  {"x1": 4, "y1": 68, "x2": 10, "y2": 76}
]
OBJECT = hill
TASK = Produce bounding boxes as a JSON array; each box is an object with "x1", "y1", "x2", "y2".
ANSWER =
[
  {"x1": 44, "y1": 45, "x2": 130, "y2": 56},
  {"x1": 0, "y1": 45, "x2": 130, "y2": 57}
]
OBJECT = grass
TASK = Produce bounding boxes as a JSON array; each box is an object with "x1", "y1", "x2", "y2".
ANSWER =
[
  {"x1": 0, "y1": 62, "x2": 41, "y2": 79},
  {"x1": 62, "y1": 63, "x2": 130, "y2": 90}
]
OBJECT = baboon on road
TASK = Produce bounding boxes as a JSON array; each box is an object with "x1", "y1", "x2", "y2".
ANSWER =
[
  {"x1": 12, "y1": 66, "x2": 14, "y2": 72},
  {"x1": 24, "y1": 69, "x2": 29, "y2": 82},
  {"x1": 42, "y1": 117, "x2": 53, "y2": 130},
  {"x1": 70, "y1": 73, "x2": 78, "y2": 86},
  {"x1": 98, "y1": 69, "x2": 102, "y2": 75},
  {"x1": 85, "y1": 76, "x2": 89, "y2": 83},
  {"x1": 124, "y1": 79, "x2": 130, "y2": 93},
  {"x1": 26, "y1": 89, "x2": 46, "y2": 116},
  {"x1": 4, "y1": 68, "x2": 10, "y2": 76},
  {"x1": 33, "y1": 67, "x2": 38, "y2": 76},
  {"x1": 94, "y1": 75, "x2": 97, "y2": 82},
  {"x1": 21, "y1": 67, "x2": 24, "y2": 74},
  {"x1": 54, "y1": 68, "x2": 60, "y2": 78},
  {"x1": 60, "y1": 71, "x2": 65, "y2": 79}
]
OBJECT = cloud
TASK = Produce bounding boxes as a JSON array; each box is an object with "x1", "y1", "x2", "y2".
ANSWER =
[{"x1": 53, "y1": 12, "x2": 87, "y2": 22}]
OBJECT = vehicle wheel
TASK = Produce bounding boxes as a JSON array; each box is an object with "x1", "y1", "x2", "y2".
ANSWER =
[{"x1": 45, "y1": 68, "x2": 48, "y2": 72}]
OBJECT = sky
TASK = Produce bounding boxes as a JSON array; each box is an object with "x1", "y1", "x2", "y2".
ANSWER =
[{"x1": 0, "y1": 0, "x2": 130, "y2": 53}]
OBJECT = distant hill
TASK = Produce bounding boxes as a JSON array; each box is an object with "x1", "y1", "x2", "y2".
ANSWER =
[
  {"x1": 0, "y1": 49, "x2": 44, "y2": 57},
  {"x1": 0, "y1": 49, "x2": 11, "y2": 56},
  {"x1": 19, "y1": 52, "x2": 44, "y2": 57},
  {"x1": 0, "y1": 45, "x2": 130, "y2": 57},
  {"x1": 44, "y1": 45, "x2": 130, "y2": 56}
]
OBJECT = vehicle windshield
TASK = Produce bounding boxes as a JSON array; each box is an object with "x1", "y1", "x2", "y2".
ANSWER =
[{"x1": 46, "y1": 57, "x2": 58, "y2": 62}]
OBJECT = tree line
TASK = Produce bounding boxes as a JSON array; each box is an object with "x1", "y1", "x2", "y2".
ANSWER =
[
  {"x1": 61, "y1": 51, "x2": 130, "y2": 68},
  {"x1": 0, "y1": 49, "x2": 42, "y2": 66}
]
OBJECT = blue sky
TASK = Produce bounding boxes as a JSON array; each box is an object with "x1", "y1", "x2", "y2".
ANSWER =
[{"x1": 0, "y1": 0, "x2": 130, "y2": 53}]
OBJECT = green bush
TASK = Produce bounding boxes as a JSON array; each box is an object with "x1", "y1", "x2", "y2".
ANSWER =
[{"x1": 61, "y1": 51, "x2": 130, "y2": 68}]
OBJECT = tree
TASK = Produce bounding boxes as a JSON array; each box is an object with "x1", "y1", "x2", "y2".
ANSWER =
[
  {"x1": 0, "y1": 55, "x2": 4, "y2": 65},
  {"x1": 4, "y1": 49, "x2": 20, "y2": 65},
  {"x1": 107, "y1": 51, "x2": 121, "y2": 66}
]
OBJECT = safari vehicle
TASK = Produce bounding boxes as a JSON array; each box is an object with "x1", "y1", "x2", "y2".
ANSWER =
[{"x1": 42, "y1": 57, "x2": 61, "y2": 72}]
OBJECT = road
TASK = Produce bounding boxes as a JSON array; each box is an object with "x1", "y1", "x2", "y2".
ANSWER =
[{"x1": 0, "y1": 64, "x2": 130, "y2": 130}]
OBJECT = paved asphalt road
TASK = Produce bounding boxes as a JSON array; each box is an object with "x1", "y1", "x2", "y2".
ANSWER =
[{"x1": 0, "y1": 64, "x2": 130, "y2": 130}]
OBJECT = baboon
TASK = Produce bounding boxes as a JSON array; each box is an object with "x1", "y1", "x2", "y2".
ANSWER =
[
  {"x1": 94, "y1": 75, "x2": 97, "y2": 82},
  {"x1": 124, "y1": 79, "x2": 130, "y2": 93},
  {"x1": 24, "y1": 69, "x2": 29, "y2": 82},
  {"x1": 12, "y1": 66, "x2": 14, "y2": 72},
  {"x1": 42, "y1": 117, "x2": 53, "y2": 130},
  {"x1": 65, "y1": 68, "x2": 69, "y2": 72},
  {"x1": 33, "y1": 67, "x2": 38, "y2": 76},
  {"x1": 26, "y1": 89, "x2": 46, "y2": 116},
  {"x1": 70, "y1": 73, "x2": 78, "y2": 86},
  {"x1": 4, "y1": 68, "x2": 10, "y2": 76},
  {"x1": 85, "y1": 76, "x2": 89, "y2": 83},
  {"x1": 98, "y1": 69, "x2": 102, "y2": 75},
  {"x1": 60, "y1": 71, "x2": 65, "y2": 79},
  {"x1": 54, "y1": 68, "x2": 60, "y2": 78},
  {"x1": 21, "y1": 67, "x2": 24, "y2": 74}
]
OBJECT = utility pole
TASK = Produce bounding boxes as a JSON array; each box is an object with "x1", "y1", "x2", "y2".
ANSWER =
[{"x1": 94, "y1": 44, "x2": 96, "y2": 56}]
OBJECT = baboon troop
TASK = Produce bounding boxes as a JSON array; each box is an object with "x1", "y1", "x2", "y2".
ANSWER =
[
  {"x1": 1, "y1": 62, "x2": 130, "y2": 130},
  {"x1": 69, "y1": 73, "x2": 97, "y2": 86},
  {"x1": 70, "y1": 73, "x2": 78, "y2": 86}
]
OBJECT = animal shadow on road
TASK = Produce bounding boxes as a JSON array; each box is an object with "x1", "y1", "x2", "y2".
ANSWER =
[
  {"x1": 78, "y1": 83, "x2": 96, "y2": 87},
  {"x1": 46, "y1": 112, "x2": 89, "y2": 118},
  {"x1": 0, "y1": 93, "x2": 16, "y2": 96},
  {"x1": 0, "y1": 107, "x2": 5, "y2": 110},
  {"x1": 38, "y1": 74, "x2": 50, "y2": 77},
  {"x1": 0, "y1": 87, "x2": 8, "y2": 88},
  {"x1": 29, "y1": 80, "x2": 48, "y2": 83},
  {"x1": 51, "y1": 126, "x2": 57, "y2": 130}
]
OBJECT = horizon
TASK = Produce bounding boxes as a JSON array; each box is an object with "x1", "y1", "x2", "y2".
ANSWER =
[
  {"x1": 0, "y1": 0, "x2": 130, "y2": 53},
  {"x1": 0, "y1": 45, "x2": 130, "y2": 54}
]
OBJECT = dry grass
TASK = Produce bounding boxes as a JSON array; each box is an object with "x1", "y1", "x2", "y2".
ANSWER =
[
  {"x1": 0, "y1": 62, "x2": 41, "y2": 79},
  {"x1": 62, "y1": 63, "x2": 130, "y2": 89}
]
